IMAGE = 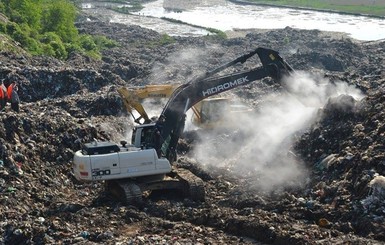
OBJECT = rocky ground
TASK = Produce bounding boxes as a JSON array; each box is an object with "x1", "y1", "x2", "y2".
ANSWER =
[{"x1": 0, "y1": 10, "x2": 385, "y2": 245}]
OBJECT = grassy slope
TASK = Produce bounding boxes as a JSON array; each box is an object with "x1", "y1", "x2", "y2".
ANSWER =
[
  {"x1": 0, "y1": 34, "x2": 29, "y2": 54},
  {"x1": 244, "y1": 0, "x2": 385, "y2": 17}
]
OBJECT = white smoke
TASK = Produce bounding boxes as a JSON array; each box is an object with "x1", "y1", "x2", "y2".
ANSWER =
[
  {"x1": 118, "y1": 45, "x2": 365, "y2": 193},
  {"x1": 193, "y1": 71, "x2": 364, "y2": 192},
  {"x1": 149, "y1": 47, "x2": 214, "y2": 85}
]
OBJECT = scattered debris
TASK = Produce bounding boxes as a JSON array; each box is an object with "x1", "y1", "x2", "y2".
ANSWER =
[{"x1": 0, "y1": 15, "x2": 384, "y2": 244}]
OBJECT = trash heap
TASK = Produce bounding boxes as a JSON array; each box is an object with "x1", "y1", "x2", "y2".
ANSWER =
[{"x1": 0, "y1": 18, "x2": 384, "y2": 244}]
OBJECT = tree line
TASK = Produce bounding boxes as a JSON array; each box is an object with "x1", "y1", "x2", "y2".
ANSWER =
[{"x1": 0, "y1": 0, "x2": 117, "y2": 59}]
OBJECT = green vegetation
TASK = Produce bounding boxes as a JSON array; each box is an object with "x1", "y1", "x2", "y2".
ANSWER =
[
  {"x1": 0, "y1": 34, "x2": 28, "y2": 54},
  {"x1": 158, "y1": 34, "x2": 175, "y2": 45},
  {"x1": 96, "y1": 0, "x2": 129, "y2": 3},
  {"x1": 206, "y1": 28, "x2": 227, "y2": 39},
  {"x1": 109, "y1": 0, "x2": 145, "y2": 13},
  {"x1": 161, "y1": 17, "x2": 227, "y2": 39},
  {"x1": 246, "y1": 0, "x2": 385, "y2": 17},
  {"x1": 0, "y1": 0, "x2": 118, "y2": 60},
  {"x1": 143, "y1": 33, "x2": 175, "y2": 48}
]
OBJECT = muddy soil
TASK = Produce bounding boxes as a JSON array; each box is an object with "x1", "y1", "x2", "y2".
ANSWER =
[{"x1": 0, "y1": 13, "x2": 385, "y2": 245}]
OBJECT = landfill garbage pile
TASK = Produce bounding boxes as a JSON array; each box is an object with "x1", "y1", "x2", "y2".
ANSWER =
[{"x1": 0, "y1": 16, "x2": 385, "y2": 244}]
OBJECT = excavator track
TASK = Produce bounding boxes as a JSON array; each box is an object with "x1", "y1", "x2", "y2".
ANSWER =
[
  {"x1": 121, "y1": 181, "x2": 143, "y2": 205},
  {"x1": 105, "y1": 180, "x2": 143, "y2": 205},
  {"x1": 175, "y1": 168, "x2": 205, "y2": 201},
  {"x1": 105, "y1": 169, "x2": 204, "y2": 205}
]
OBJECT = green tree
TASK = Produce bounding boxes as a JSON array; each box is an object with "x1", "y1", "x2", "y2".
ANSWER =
[
  {"x1": 41, "y1": 0, "x2": 78, "y2": 43},
  {"x1": 5, "y1": 21, "x2": 19, "y2": 35},
  {"x1": 49, "y1": 40, "x2": 67, "y2": 59},
  {"x1": 40, "y1": 32, "x2": 68, "y2": 59},
  {"x1": 2, "y1": 0, "x2": 42, "y2": 31},
  {"x1": 78, "y1": 34, "x2": 97, "y2": 51},
  {"x1": 0, "y1": 2, "x2": 5, "y2": 13},
  {"x1": 0, "y1": 0, "x2": 117, "y2": 59}
]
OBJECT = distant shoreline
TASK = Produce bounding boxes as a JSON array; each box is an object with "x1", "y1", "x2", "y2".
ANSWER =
[{"x1": 228, "y1": 0, "x2": 385, "y2": 19}]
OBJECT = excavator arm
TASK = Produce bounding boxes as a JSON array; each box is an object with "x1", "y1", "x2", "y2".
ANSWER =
[
  {"x1": 156, "y1": 47, "x2": 294, "y2": 161},
  {"x1": 117, "y1": 85, "x2": 179, "y2": 124}
]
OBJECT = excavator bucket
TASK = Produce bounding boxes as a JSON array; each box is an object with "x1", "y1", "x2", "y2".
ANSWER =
[
  {"x1": 256, "y1": 47, "x2": 294, "y2": 81},
  {"x1": 117, "y1": 85, "x2": 179, "y2": 124}
]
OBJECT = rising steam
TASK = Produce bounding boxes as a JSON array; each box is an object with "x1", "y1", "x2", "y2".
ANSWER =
[
  {"x1": 193, "y1": 71, "x2": 364, "y2": 192},
  {"x1": 120, "y1": 45, "x2": 365, "y2": 193}
]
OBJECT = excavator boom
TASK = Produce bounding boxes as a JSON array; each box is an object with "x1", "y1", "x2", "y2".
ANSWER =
[{"x1": 157, "y1": 47, "x2": 294, "y2": 160}]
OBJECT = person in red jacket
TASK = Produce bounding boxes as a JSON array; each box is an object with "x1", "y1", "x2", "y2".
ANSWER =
[
  {"x1": 0, "y1": 82, "x2": 7, "y2": 111},
  {"x1": 7, "y1": 81, "x2": 20, "y2": 112}
]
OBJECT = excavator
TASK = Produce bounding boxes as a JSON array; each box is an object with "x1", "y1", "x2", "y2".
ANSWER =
[
  {"x1": 117, "y1": 84, "x2": 178, "y2": 125},
  {"x1": 117, "y1": 84, "x2": 252, "y2": 128},
  {"x1": 73, "y1": 47, "x2": 294, "y2": 204}
]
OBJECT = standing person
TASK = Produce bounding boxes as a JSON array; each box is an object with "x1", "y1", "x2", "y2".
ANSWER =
[
  {"x1": 7, "y1": 81, "x2": 20, "y2": 112},
  {"x1": 0, "y1": 82, "x2": 6, "y2": 111}
]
